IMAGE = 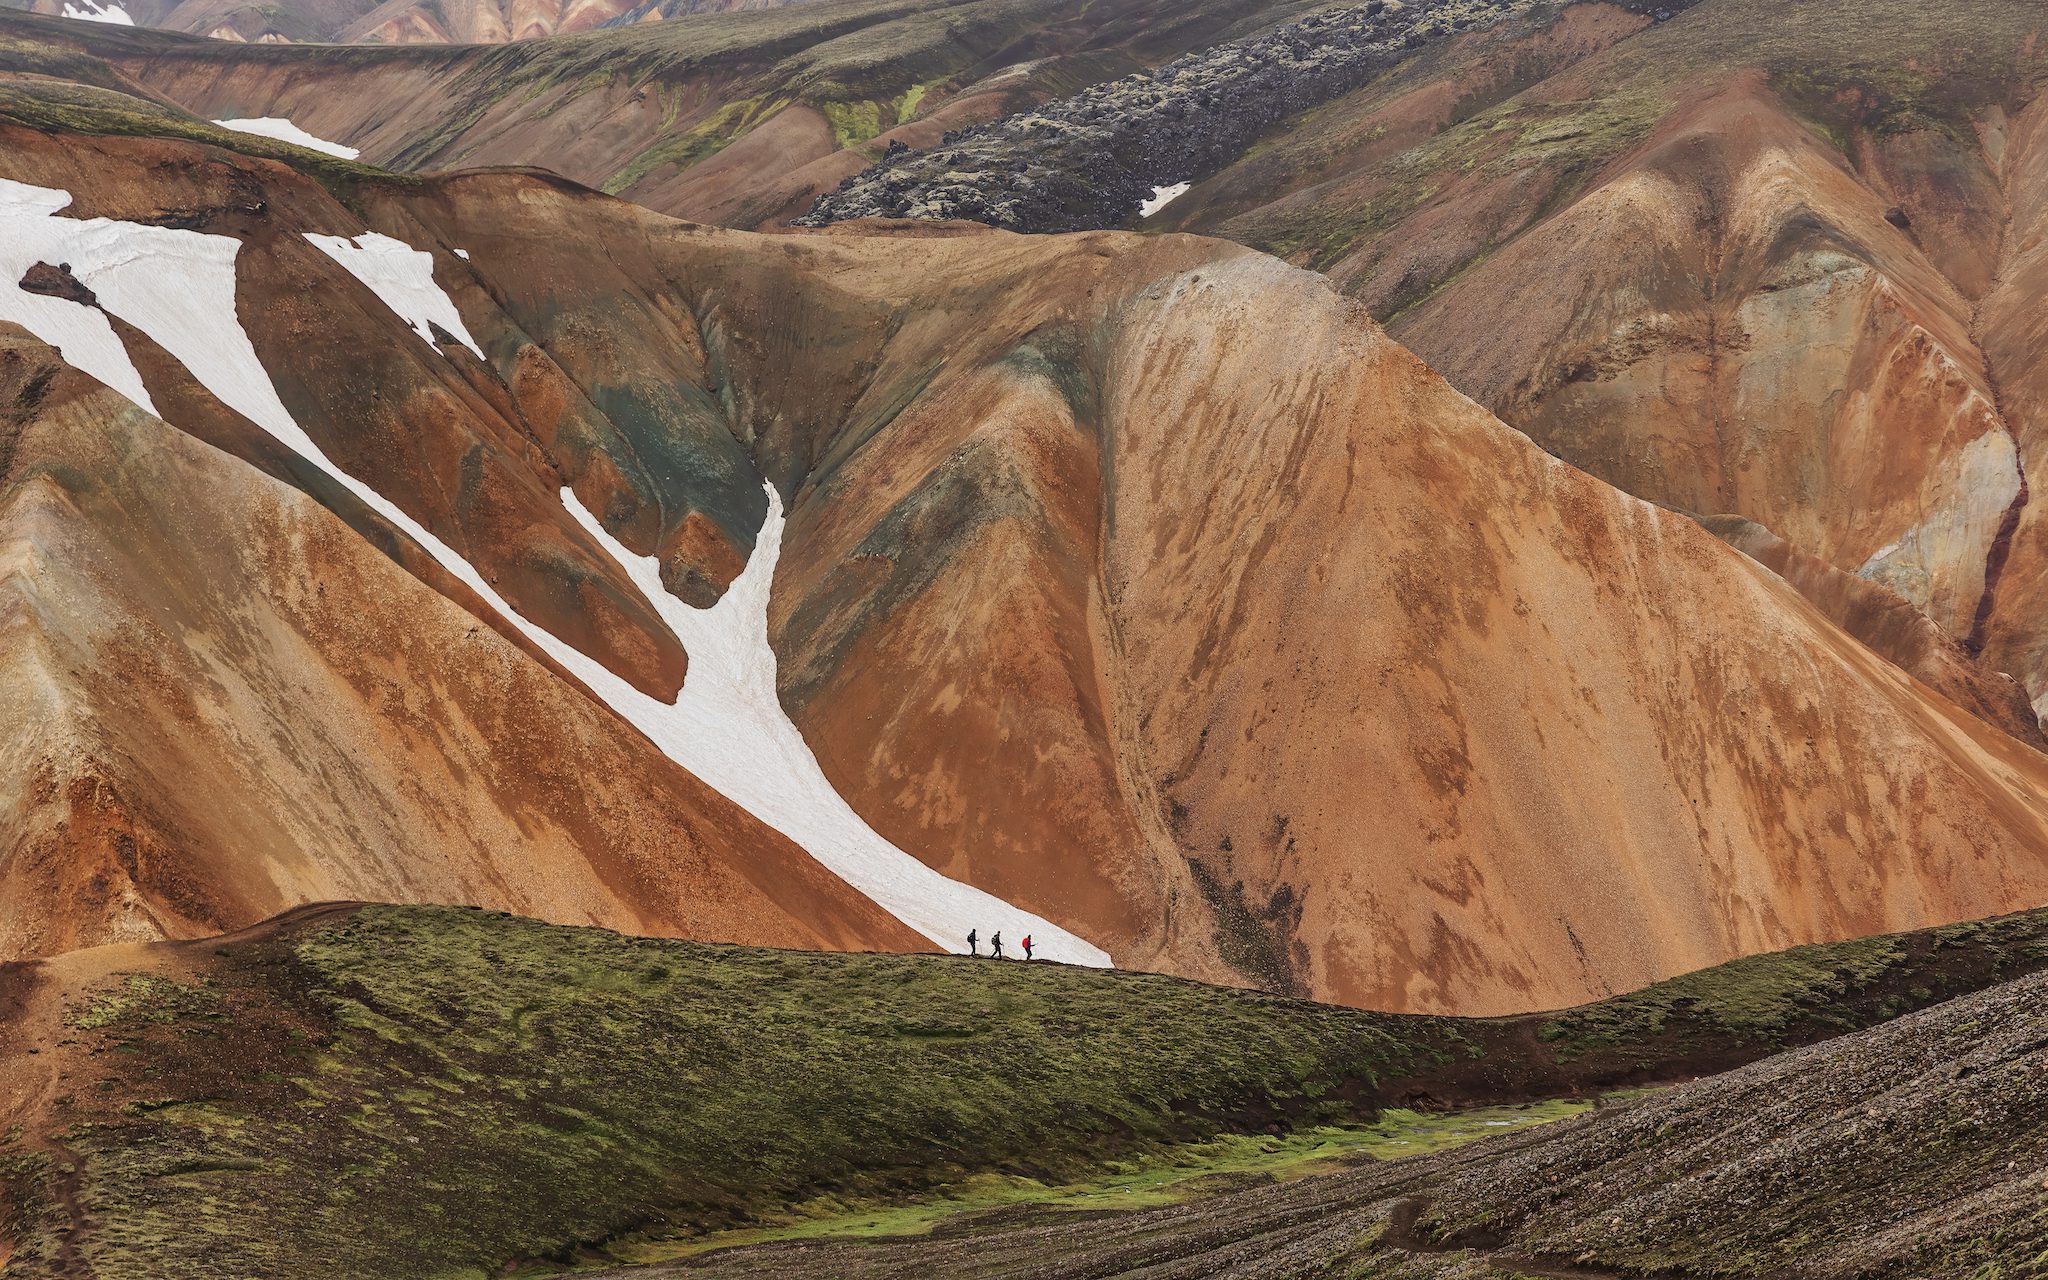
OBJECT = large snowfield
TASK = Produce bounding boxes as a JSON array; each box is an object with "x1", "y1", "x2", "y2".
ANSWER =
[
  {"x1": 213, "y1": 118, "x2": 362, "y2": 161},
  {"x1": 0, "y1": 178, "x2": 1109, "y2": 966}
]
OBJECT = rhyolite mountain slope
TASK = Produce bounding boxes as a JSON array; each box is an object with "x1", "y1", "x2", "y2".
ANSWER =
[
  {"x1": 787, "y1": 0, "x2": 2048, "y2": 754},
  {"x1": 53, "y1": 0, "x2": 2048, "y2": 759},
  {"x1": 0, "y1": 318, "x2": 926, "y2": 962},
  {"x1": 1115, "y1": 0, "x2": 2048, "y2": 739},
  {"x1": 6, "y1": 84, "x2": 2048, "y2": 1009}
]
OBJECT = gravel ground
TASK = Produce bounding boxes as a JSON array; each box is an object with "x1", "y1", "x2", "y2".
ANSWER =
[{"x1": 613, "y1": 969, "x2": 2048, "y2": 1278}]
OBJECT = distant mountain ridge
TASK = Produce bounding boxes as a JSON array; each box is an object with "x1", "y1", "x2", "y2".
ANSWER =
[{"x1": 9, "y1": 0, "x2": 818, "y2": 44}]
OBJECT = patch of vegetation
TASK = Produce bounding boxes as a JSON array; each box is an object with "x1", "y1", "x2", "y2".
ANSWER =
[
  {"x1": 614, "y1": 1100, "x2": 1597, "y2": 1264},
  {"x1": 66, "y1": 974, "x2": 221, "y2": 1032},
  {"x1": 0, "y1": 1149, "x2": 63, "y2": 1275},
  {"x1": 821, "y1": 97, "x2": 885, "y2": 149},
  {"x1": 45, "y1": 906, "x2": 1474, "y2": 1279},
  {"x1": 895, "y1": 78, "x2": 940, "y2": 125},
  {"x1": 1535, "y1": 909, "x2": 2048, "y2": 1064},
  {"x1": 25, "y1": 902, "x2": 2048, "y2": 1279},
  {"x1": 603, "y1": 93, "x2": 785, "y2": 194},
  {"x1": 0, "y1": 79, "x2": 414, "y2": 212}
]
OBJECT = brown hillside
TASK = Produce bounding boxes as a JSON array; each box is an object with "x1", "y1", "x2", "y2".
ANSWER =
[{"x1": 11, "y1": 117, "x2": 2048, "y2": 1006}]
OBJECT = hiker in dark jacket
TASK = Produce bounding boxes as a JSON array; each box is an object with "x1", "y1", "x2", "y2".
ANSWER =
[
  {"x1": 991, "y1": 931, "x2": 1004, "y2": 958},
  {"x1": 967, "y1": 928, "x2": 978, "y2": 957},
  {"x1": 1022, "y1": 935, "x2": 1034, "y2": 961}
]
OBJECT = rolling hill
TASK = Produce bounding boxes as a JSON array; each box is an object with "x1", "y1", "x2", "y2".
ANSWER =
[{"x1": 5, "y1": 901, "x2": 2046, "y2": 1277}]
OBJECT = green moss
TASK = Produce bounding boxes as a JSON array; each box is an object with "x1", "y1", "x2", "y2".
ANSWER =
[
  {"x1": 53, "y1": 906, "x2": 1469, "y2": 1279},
  {"x1": 602, "y1": 93, "x2": 783, "y2": 194},
  {"x1": 821, "y1": 97, "x2": 885, "y2": 149},
  {"x1": 67, "y1": 975, "x2": 221, "y2": 1032},
  {"x1": 0, "y1": 79, "x2": 411, "y2": 211},
  {"x1": 1534, "y1": 914, "x2": 2048, "y2": 1063},
  {"x1": 894, "y1": 78, "x2": 940, "y2": 124},
  {"x1": 37, "y1": 901, "x2": 2048, "y2": 1279},
  {"x1": 615, "y1": 1100, "x2": 1596, "y2": 1264},
  {"x1": 0, "y1": 1151, "x2": 63, "y2": 1274}
]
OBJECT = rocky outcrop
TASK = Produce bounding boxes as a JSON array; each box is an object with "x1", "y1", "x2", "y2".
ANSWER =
[
  {"x1": 1697, "y1": 515, "x2": 2046, "y2": 748},
  {"x1": 799, "y1": 0, "x2": 1698, "y2": 231}
]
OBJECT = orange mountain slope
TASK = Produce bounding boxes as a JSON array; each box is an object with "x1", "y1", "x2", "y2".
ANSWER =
[
  {"x1": 1148, "y1": 0, "x2": 2048, "y2": 746},
  {"x1": 4, "y1": 112, "x2": 2048, "y2": 1008}
]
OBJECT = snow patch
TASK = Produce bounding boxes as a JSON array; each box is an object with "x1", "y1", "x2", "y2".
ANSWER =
[
  {"x1": 59, "y1": 0, "x2": 133, "y2": 23},
  {"x1": 1140, "y1": 182, "x2": 1190, "y2": 218},
  {"x1": 303, "y1": 233, "x2": 484, "y2": 358},
  {"x1": 558, "y1": 486, "x2": 1112, "y2": 966},
  {"x1": 0, "y1": 177, "x2": 1107, "y2": 965},
  {"x1": 0, "y1": 180, "x2": 167, "y2": 416},
  {"x1": 213, "y1": 117, "x2": 361, "y2": 161}
]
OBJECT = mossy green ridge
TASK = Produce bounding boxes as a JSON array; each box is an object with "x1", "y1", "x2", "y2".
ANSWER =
[
  {"x1": 1528, "y1": 907, "x2": 2048, "y2": 1065},
  {"x1": 25, "y1": 906, "x2": 1466, "y2": 1279},
  {"x1": 0, "y1": 68, "x2": 409, "y2": 207},
  {"x1": 9, "y1": 901, "x2": 2048, "y2": 1278}
]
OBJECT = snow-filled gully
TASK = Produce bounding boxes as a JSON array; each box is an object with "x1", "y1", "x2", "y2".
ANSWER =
[
  {"x1": 0, "y1": 178, "x2": 1109, "y2": 966},
  {"x1": 214, "y1": 118, "x2": 361, "y2": 161}
]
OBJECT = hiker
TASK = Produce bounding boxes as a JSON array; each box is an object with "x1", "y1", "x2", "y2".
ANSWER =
[
  {"x1": 991, "y1": 931, "x2": 1004, "y2": 958},
  {"x1": 1022, "y1": 935, "x2": 1034, "y2": 961},
  {"x1": 967, "y1": 928, "x2": 978, "y2": 957}
]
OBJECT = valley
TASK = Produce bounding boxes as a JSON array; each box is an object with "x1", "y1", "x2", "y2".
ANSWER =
[{"x1": 1, "y1": 0, "x2": 2046, "y2": 1274}]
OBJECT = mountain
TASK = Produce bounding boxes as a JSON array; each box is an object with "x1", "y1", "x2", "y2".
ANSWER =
[
  {"x1": 7, "y1": 0, "x2": 820, "y2": 45},
  {"x1": 1100, "y1": 0, "x2": 2048, "y2": 730},
  {"x1": 4, "y1": 0, "x2": 2048, "y2": 1271},
  {"x1": 0, "y1": 0, "x2": 1340, "y2": 225},
  {"x1": 772, "y1": 0, "x2": 2048, "y2": 757},
  {"x1": 61, "y1": 0, "x2": 2048, "y2": 755},
  {"x1": 4, "y1": 70, "x2": 2048, "y2": 1009},
  {"x1": 5, "y1": 901, "x2": 2045, "y2": 1277}
]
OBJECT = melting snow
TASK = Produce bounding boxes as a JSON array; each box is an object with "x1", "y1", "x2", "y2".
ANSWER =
[
  {"x1": 213, "y1": 118, "x2": 361, "y2": 161},
  {"x1": 0, "y1": 182, "x2": 161, "y2": 416},
  {"x1": 558, "y1": 486, "x2": 1112, "y2": 965},
  {"x1": 303, "y1": 233, "x2": 484, "y2": 357},
  {"x1": 1139, "y1": 182, "x2": 1191, "y2": 218},
  {"x1": 59, "y1": 0, "x2": 133, "y2": 22},
  {"x1": 0, "y1": 177, "x2": 1108, "y2": 965}
]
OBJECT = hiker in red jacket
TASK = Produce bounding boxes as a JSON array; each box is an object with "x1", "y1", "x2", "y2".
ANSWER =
[{"x1": 1022, "y1": 934, "x2": 1034, "y2": 961}]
